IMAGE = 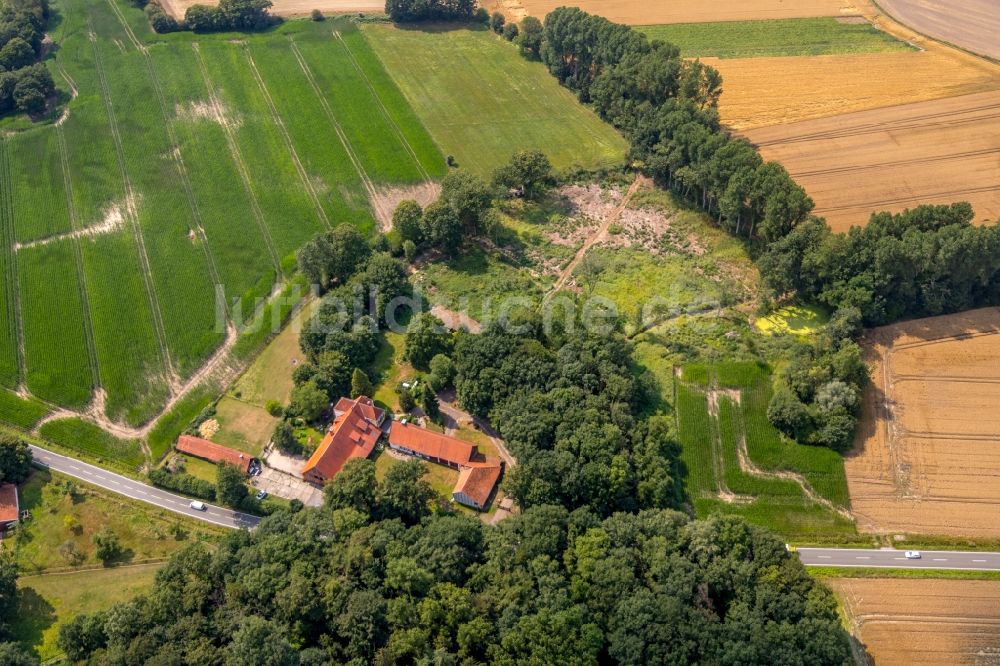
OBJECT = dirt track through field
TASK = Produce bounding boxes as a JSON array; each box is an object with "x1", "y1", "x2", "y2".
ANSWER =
[
  {"x1": 830, "y1": 578, "x2": 1000, "y2": 665},
  {"x1": 846, "y1": 307, "x2": 1000, "y2": 538},
  {"x1": 878, "y1": 0, "x2": 1000, "y2": 61},
  {"x1": 744, "y1": 89, "x2": 1000, "y2": 230},
  {"x1": 487, "y1": 0, "x2": 859, "y2": 24}
]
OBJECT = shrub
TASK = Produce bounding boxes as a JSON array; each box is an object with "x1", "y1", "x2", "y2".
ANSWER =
[
  {"x1": 149, "y1": 469, "x2": 217, "y2": 500},
  {"x1": 265, "y1": 400, "x2": 284, "y2": 417},
  {"x1": 145, "y1": 3, "x2": 181, "y2": 32},
  {"x1": 311, "y1": 8, "x2": 323, "y2": 20},
  {"x1": 93, "y1": 530, "x2": 123, "y2": 564},
  {"x1": 502, "y1": 22, "x2": 518, "y2": 41},
  {"x1": 489, "y1": 11, "x2": 505, "y2": 33}
]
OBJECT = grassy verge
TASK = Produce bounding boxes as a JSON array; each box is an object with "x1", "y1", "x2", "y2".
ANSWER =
[
  {"x1": 38, "y1": 418, "x2": 145, "y2": 470},
  {"x1": 809, "y1": 567, "x2": 1000, "y2": 581},
  {"x1": 147, "y1": 385, "x2": 218, "y2": 463},
  {"x1": 639, "y1": 17, "x2": 913, "y2": 58},
  {"x1": 7, "y1": 468, "x2": 220, "y2": 575}
]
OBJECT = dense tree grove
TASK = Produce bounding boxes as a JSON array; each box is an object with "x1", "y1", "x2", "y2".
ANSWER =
[
  {"x1": 454, "y1": 322, "x2": 682, "y2": 516},
  {"x1": 758, "y1": 204, "x2": 1000, "y2": 326},
  {"x1": 0, "y1": 0, "x2": 56, "y2": 117},
  {"x1": 184, "y1": 0, "x2": 275, "y2": 33},
  {"x1": 385, "y1": 0, "x2": 475, "y2": 23},
  {"x1": 0, "y1": 434, "x2": 31, "y2": 484},
  {"x1": 57, "y1": 496, "x2": 851, "y2": 664}
]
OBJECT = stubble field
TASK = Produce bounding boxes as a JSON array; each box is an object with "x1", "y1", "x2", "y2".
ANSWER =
[
  {"x1": 744, "y1": 89, "x2": 1000, "y2": 230},
  {"x1": 159, "y1": 0, "x2": 382, "y2": 20},
  {"x1": 846, "y1": 307, "x2": 1000, "y2": 538},
  {"x1": 878, "y1": 0, "x2": 1000, "y2": 62},
  {"x1": 487, "y1": 0, "x2": 859, "y2": 24},
  {"x1": 830, "y1": 578, "x2": 1000, "y2": 665}
]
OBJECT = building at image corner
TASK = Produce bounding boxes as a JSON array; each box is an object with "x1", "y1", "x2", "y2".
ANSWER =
[
  {"x1": 301, "y1": 396, "x2": 386, "y2": 485},
  {"x1": 0, "y1": 482, "x2": 20, "y2": 533},
  {"x1": 388, "y1": 421, "x2": 503, "y2": 510}
]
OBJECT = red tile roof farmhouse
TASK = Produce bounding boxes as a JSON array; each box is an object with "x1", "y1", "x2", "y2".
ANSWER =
[{"x1": 301, "y1": 396, "x2": 386, "y2": 484}]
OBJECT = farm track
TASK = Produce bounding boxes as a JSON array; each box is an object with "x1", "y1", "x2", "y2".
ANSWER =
[
  {"x1": 191, "y1": 43, "x2": 282, "y2": 276},
  {"x1": 56, "y1": 124, "x2": 101, "y2": 392},
  {"x1": 90, "y1": 27, "x2": 175, "y2": 384},
  {"x1": 288, "y1": 40, "x2": 390, "y2": 224},
  {"x1": 332, "y1": 30, "x2": 430, "y2": 183},
  {"x1": 243, "y1": 45, "x2": 331, "y2": 231}
]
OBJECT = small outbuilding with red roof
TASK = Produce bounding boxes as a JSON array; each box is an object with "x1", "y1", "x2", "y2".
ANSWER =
[
  {"x1": 0, "y1": 483, "x2": 20, "y2": 533},
  {"x1": 176, "y1": 436, "x2": 254, "y2": 474}
]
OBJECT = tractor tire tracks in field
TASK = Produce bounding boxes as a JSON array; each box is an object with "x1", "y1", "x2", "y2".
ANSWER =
[
  {"x1": 0, "y1": 142, "x2": 25, "y2": 389},
  {"x1": 191, "y1": 43, "x2": 282, "y2": 277},
  {"x1": 331, "y1": 30, "x2": 431, "y2": 182},
  {"x1": 90, "y1": 26, "x2": 175, "y2": 385},
  {"x1": 288, "y1": 39, "x2": 392, "y2": 226},
  {"x1": 104, "y1": 0, "x2": 227, "y2": 317},
  {"x1": 243, "y1": 44, "x2": 331, "y2": 231}
]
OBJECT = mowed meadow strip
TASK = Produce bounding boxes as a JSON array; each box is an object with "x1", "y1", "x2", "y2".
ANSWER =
[{"x1": 363, "y1": 24, "x2": 628, "y2": 177}]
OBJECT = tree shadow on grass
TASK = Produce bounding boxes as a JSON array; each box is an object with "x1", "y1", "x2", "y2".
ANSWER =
[{"x1": 9, "y1": 586, "x2": 56, "y2": 658}]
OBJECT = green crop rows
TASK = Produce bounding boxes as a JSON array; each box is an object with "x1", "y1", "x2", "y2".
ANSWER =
[
  {"x1": 0, "y1": 0, "x2": 443, "y2": 435},
  {"x1": 676, "y1": 362, "x2": 855, "y2": 538}
]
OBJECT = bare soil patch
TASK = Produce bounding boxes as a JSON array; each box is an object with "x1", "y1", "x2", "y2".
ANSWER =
[
  {"x1": 744, "y1": 89, "x2": 1000, "y2": 230},
  {"x1": 847, "y1": 307, "x2": 1000, "y2": 537},
  {"x1": 174, "y1": 100, "x2": 241, "y2": 129},
  {"x1": 159, "y1": 0, "x2": 381, "y2": 19},
  {"x1": 371, "y1": 182, "x2": 441, "y2": 232},
  {"x1": 485, "y1": 0, "x2": 858, "y2": 24},
  {"x1": 879, "y1": 0, "x2": 1000, "y2": 61},
  {"x1": 830, "y1": 578, "x2": 1000, "y2": 666}
]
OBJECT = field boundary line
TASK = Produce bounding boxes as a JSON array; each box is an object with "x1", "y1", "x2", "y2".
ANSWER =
[
  {"x1": 104, "y1": 0, "x2": 145, "y2": 53},
  {"x1": 0, "y1": 140, "x2": 25, "y2": 388},
  {"x1": 90, "y1": 29, "x2": 175, "y2": 384},
  {"x1": 288, "y1": 40, "x2": 391, "y2": 225},
  {"x1": 331, "y1": 30, "x2": 431, "y2": 182},
  {"x1": 56, "y1": 123, "x2": 102, "y2": 393},
  {"x1": 242, "y1": 45, "x2": 330, "y2": 230},
  {"x1": 191, "y1": 43, "x2": 281, "y2": 276}
]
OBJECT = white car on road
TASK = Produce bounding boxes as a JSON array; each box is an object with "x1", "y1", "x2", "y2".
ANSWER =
[
  {"x1": 189, "y1": 501, "x2": 207, "y2": 511},
  {"x1": 904, "y1": 550, "x2": 922, "y2": 559}
]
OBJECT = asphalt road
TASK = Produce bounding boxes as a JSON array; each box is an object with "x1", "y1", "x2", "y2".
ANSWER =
[
  {"x1": 29, "y1": 445, "x2": 260, "y2": 530},
  {"x1": 798, "y1": 547, "x2": 1000, "y2": 571}
]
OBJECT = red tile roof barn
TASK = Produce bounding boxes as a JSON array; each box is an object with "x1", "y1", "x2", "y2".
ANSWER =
[
  {"x1": 176, "y1": 435, "x2": 253, "y2": 474},
  {"x1": 0, "y1": 483, "x2": 20, "y2": 527},
  {"x1": 388, "y1": 422, "x2": 475, "y2": 467},
  {"x1": 454, "y1": 461, "x2": 502, "y2": 510},
  {"x1": 301, "y1": 396, "x2": 385, "y2": 484}
]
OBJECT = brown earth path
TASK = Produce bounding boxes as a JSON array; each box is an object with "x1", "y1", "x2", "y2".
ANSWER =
[{"x1": 544, "y1": 175, "x2": 648, "y2": 301}]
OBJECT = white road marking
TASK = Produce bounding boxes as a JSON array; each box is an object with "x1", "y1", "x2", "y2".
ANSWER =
[
  {"x1": 856, "y1": 556, "x2": 871, "y2": 560},
  {"x1": 973, "y1": 559, "x2": 987, "y2": 563},
  {"x1": 817, "y1": 555, "x2": 831, "y2": 559},
  {"x1": 933, "y1": 558, "x2": 948, "y2": 561}
]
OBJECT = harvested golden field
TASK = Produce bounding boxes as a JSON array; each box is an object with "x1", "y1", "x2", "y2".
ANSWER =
[
  {"x1": 712, "y1": 47, "x2": 1000, "y2": 130},
  {"x1": 879, "y1": 0, "x2": 1000, "y2": 62},
  {"x1": 159, "y1": 0, "x2": 380, "y2": 19},
  {"x1": 830, "y1": 578, "x2": 1000, "y2": 666},
  {"x1": 744, "y1": 90, "x2": 1000, "y2": 230},
  {"x1": 847, "y1": 307, "x2": 1000, "y2": 538},
  {"x1": 484, "y1": 0, "x2": 858, "y2": 24}
]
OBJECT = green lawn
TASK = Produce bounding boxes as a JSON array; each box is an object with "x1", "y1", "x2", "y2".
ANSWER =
[
  {"x1": 38, "y1": 418, "x2": 145, "y2": 470},
  {"x1": 9, "y1": 468, "x2": 219, "y2": 574},
  {"x1": 362, "y1": 24, "x2": 628, "y2": 177},
  {"x1": 209, "y1": 396, "x2": 276, "y2": 457},
  {"x1": 755, "y1": 303, "x2": 829, "y2": 336},
  {"x1": 640, "y1": 18, "x2": 913, "y2": 58},
  {"x1": 12, "y1": 563, "x2": 164, "y2": 662}
]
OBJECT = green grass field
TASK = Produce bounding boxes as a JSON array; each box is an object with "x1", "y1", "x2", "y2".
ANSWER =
[
  {"x1": 38, "y1": 418, "x2": 145, "y2": 470},
  {"x1": 0, "y1": 0, "x2": 444, "y2": 431},
  {"x1": 363, "y1": 24, "x2": 628, "y2": 177},
  {"x1": 675, "y1": 362, "x2": 855, "y2": 538},
  {"x1": 640, "y1": 18, "x2": 913, "y2": 58}
]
